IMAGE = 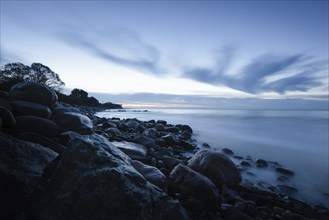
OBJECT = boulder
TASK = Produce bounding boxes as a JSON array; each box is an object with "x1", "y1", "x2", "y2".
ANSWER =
[
  {"x1": 187, "y1": 149, "x2": 241, "y2": 188},
  {"x1": 0, "y1": 90, "x2": 9, "y2": 98},
  {"x1": 111, "y1": 141, "x2": 147, "y2": 159},
  {"x1": 0, "y1": 106, "x2": 16, "y2": 128},
  {"x1": 276, "y1": 167, "x2": 294, "y2": 176},
  {"x1": 157, "y1": 120, "x2": 167, "y2": 125},
  {"x1": 52, "y1": 112, "x2": 93, "y2": 135},
  {"x1": 24, "y1": 134, "x2": 188, "y2": 220},
  {"x1": 16, "y1": 132, "x2": 65, "y2": 154},
  {"x1": 9, "y1": 82, "x2": 57, "y2": 107},
  {"x1": 0, "y1": 97, "x2": 12, "y2": 111},
  {"x1": 52, "y1": 106, "x2": 80, "y2": 116},
  {"x1": 0, "y1": 133, "x2": 57, "y2": 220},
  {"x1": 11, "y1": 100, "x2": 52, "y2": 118},
  {"x1": 126, "y1": 120, "x2": 139, "y2": 129},
  {"x1": 181, "y1": 125, "x2": 193, "y2": 134},
  {"x1": 155, "y1": 123, "x2": 167, "y2": 131},
  {"x1": 169, "y1": 164, "x2": 219, "y2": 212},
  {"x1": 132, "y1": 135, "x2": 156, "y2": 148},
  {"x1": 15, "y1": 115, "x2": 58, "y2": 137},
  {"x1": 162, "y1": 156, "x2": 182, "y2": 171},
  {"x1": 162, "y1": 134, "x2": 177, "y2": 146},
  {"x1": 133, "y1": 160, "x2": 166, "y2": 189},
  {"x1": 256, "y1": 159, "x2": 268, "y2": 167},
  {"x1": 143, "y1": 128, "x2": 158, "y2": 138}
]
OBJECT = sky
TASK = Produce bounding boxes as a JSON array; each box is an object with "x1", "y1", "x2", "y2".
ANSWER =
[{"x1": 1, "y1": 0, "x2": 328, "y2": 109}]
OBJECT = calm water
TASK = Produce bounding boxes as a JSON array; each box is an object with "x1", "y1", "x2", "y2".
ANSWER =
[{"x1": 96, "y1": 109, "x2": 329, "y2": 207}]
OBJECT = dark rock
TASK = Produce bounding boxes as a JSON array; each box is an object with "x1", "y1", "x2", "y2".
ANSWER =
[
  {"x1": 126, "y1": 120, "x2": 139, "y2": 129},
  {"x1": 155, "y1": 123, "x2": 167, "y2": 131},
  {"x1": 163, "y1": 200, "x2": 190, "y2": 220},
  {"x1": 0, "y1": 133, "x2": 57, "y2": 220},
  {"x1": 154, "y1": 148, "x2": 175, "y2": 158},
  {"x1": 52, "y1": 106, "x2": 80, "y2": 115},
  {"x1": 166, "y1": 126, "x2": 179, "y2": 134},
  {"x1": 58, "y1": 131, "x2": 81, "y2": 146},
  {"x1": 143, "y1": 128, "x2": 158, "y2": 138},
  {"x1": 0, "y1": 106, "x2": 16, "y2": 128},
  {"x1": 162, "y1": 134, "x2": 177, "y2": 146},
  {"x1": 169, "y1": 164, "x2": 219, "y2": 212},
  {"x1": 233, "y1": 155, "x2": 243, "y2": 160},
  {"x1": 222, "y1": 148, "x2": 234, "y2": 156},
  {"x1": 276, "y1": 167, "x2": 294, "y2": 176},
  {"x1": 0, "y1": 90, "x2": 9, "y2": 98},
  {"x1": 105, "y1": 127, "x2": 123, "y2": 139},
  {"x1": 256, "y1": 159, "x2": 269, "y2": 167},
  {"x1": 224, "y1": 209, "x2": 254, "y2": 220},
  {"x1": 16, "y1": 132, "x2": 65, "y2": 154},
  {"x1": 24, "y1": 134, "x2": 188, "y2": 220},
  {"x1": 180, "y1": 130, "x2": 192, "y2": 141},
  {"x1": 240, "y1": 161, "x2": 252, "y2": 167},
  {"x1": 181, "y1": 125, "x2": 193, "y2": 134},
  {"x1": 157, "y1": 120, "x2": 167, "y2": 125},
  {"x1": 118, "y1": 122, "x2": 129, "y2": 131},
  {"x1": 132, "y1": 135, "x2": 156, "y2": 148},
  {"x1": 9, "y1": 82, "x2": 57, "y2": 107},
  {"x1": 0, "y1": 97, "x2": 12, "y2": 111},
  {"x1": 133, "y1": 160, "x2": 166, "y2": 189},
  {"x1": 101, "y1": 121, "x2": 117, "y2": 129},
  {"x1": 179, "y1": 141, "x2": 196, "y2": 151},
  {"x1": 11, "y1": 100, "x2": 52, "y2": 118},
  {"x1": 202, "y1": 143, "x2": 210, "y2": 148},
  {"x1": 277, "y1": 184, "x2": 298, "y2": 195},
  {"x1": 15, "y1": 115, "x2": 58, "y2": 137},
  {"x1": 162, "y1": 156, "x2": 182, "y2": 170},
  {"x1": 111, "y1": 141, "x2": 147, "y2": 159},
  {"x1": 135, "y1": 123, "x2": 145, "y2": 132},
  {"x1": 188, "y1": 149, "x2": 241, "y2": 188},
  {"x1": 52, "y1": 112, "x2": 93, "y2": 135}
]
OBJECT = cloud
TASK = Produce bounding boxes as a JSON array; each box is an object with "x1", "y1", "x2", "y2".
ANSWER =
[
  {"x1": 57, "y1": 25, "x2": 162, "y2": 74},
  {"x1": 182, "y1": 51, "x2": 328, "y2": 94}
]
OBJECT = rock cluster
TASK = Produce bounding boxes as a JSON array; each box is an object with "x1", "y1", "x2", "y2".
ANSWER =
[{"x1": 0, "y1": 82, "x2": 328, "y2": 220}]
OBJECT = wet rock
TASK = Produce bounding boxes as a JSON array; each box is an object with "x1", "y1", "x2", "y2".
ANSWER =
[
  {"x1": 126, "y1": 120, "x2": 139, "y2": 129},
  {"x1": 166, "y1": 126, "x2": 179, "y2": 134},
  {"x1": 256, "y1": 159, "x2": 268, "y2": 167},
  {"x1": 202, "y1": 143, "x2": 210, "y2": 148},
  {"x1": 180, "y1": 131, "x2": 192, "y2": 141},
  {"x1": 105, "y1": 127, "x2": 123, "y2": 140},
  {"x1": 179, "y1": 141, "x2": 196, "y2": 151},
  {"x1": 10, "y1": 82, "x2": 57, "y2": 107},
  {"x1": 169, "y1": 164, "x2": 219, "y2": 212},
  {"x1": 155, "y1": 123, "x2": 167, "y2": 131},
  {"x1": 0, "y1": 106, "x2": 16, "y2": 128},
  {"x1": 0, "y1": 97, "x2": 12, "y2": 111},
  {"x1": 52, "y1": 106, "x2": 80, "y2": 115},
  {"x1": 118, "y1": 122, "x2": 129, "y2": 131},
  {"x1": 224, "y1": 209, "x2": 254, "y2": 220},
  {"x1": 16, "y1": 132, "x2": 65, "y2": 154},
  {"x1": 24, "y1": 134, "x2": 188, "y2": 220},
  {"x1": 132, "y1": 135, "x2": 156, "y2": 148},
  {"x1": 277, "y1": 184, "x2": 298, "y2": 195},
  {"x1": 0, "y1": 90, "x2": 9, "y2": 98},
  {"x1": 181, "y1": 125, "x2": 193, "y2": 134},
  {"x1": 52, "y1": 112, "x2": 93, "y2": 135},
  {"x1": 240, "y1": 161, "x2": 251, "y2": 167},
  {"x1": 162, "y1": 134, "x2": 177, "y2": 146},
  {"x1": 222, "y1": 148, "x2": 234, "y2": 156},
  {"x1": 143, "y1": 128, "x2": 158, "y2": 138},
  {"x1": 58, "y1": 131, "x2": 81, "y2": 146},
  {"x1": 233, "y1": 155, "x2": 243, "y2": 160},
  {"x1": 101, "y1": 121, "x2": 117, "y2": 129},
  {"x1": 276, "y1": 167, "x2": 294, "y2": 176},
  {"x1": 0, "y1": 133, "x2": 57, "y2": 220},
  {"x1": 11, "y1": 100, "x2": 52, "y2": 118},
  {"x1": 188, "y1": 149, "x2": 242, "y2": 188},
  {"x1": 133, "y1": 160, "x2": 166, "y2": 189},
  {"x1": 112, "y1": 141, "x2": 147, "y2": 159},
  {"x1": 157, "y1": 120, "x2": 167, "y2": 125},
  {"x1": 15, "y1": 115, "x2": 58, "y2": 137},
  {"x1": 162, "y1": 156, "x2": 182, "y2": 171}
]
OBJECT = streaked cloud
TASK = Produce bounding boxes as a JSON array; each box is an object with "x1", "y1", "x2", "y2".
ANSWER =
[{"x1": 182, "y1": 52, "x2": 328, "y2": 94}]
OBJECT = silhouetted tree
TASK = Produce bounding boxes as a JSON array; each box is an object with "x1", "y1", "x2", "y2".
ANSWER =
[
  {"x1": 70, "y1": 88, "x2": 88, "y2": 99},
  {"x1": 0, "y1": 62, "x2": 65, "y2": 91}
]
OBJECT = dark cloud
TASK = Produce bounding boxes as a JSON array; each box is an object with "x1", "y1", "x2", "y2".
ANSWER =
[
  {"x1": 183, "y1": 52, "x2": 327, "y2": 94},
  {"x1": 58, "y1": 26, "x2": 162, "y2": 74}
]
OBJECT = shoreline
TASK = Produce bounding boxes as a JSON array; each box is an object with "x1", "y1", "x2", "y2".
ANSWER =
[{"x1": 1, "y1": 82, "x2": 328, "y2": 219}]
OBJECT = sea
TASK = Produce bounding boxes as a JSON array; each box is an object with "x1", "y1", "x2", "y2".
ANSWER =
[{"x1": 96, "y1": 108, "x2": 329, "y2": 208}]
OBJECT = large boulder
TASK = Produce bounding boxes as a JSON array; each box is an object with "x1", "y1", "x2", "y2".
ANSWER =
[
  {"x1": 52, "y1": 112, "x2": 93, "y2": 135},
  {"x1": 15, "y1": 115, "x2": 58, "y2": 137},
  {"x1": 0, "y1": 106, "x2": 16, "y2": 128},
  {"x1": 187, "y1": 149, "x2": 241, "y2": 188},
  {"x1": 11, "y1": 100, "x2": 52, "y2": 118},
  {"x1": 24, "y1": 134, "x2": 189, "y2": 220},
  {"x1": 9, "y1": 82, "x2": 58, "y2": 107},
  {"x1": 133, "y1": 160, "x2": 166, "y2": 190},
  {"x1": 0, "y1": 133, "x2": 58, "y2": 220},
  {"x1": 111, "y1": 141, "x2": 147, "y2": 160},
  {"x1": 169, "y1": 164, "x2": 219, "y2": 212}
]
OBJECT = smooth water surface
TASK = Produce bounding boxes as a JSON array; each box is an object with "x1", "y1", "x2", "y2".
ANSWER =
[{"x1": 96, "y1": 109, "x2": 329, "y2": 207}]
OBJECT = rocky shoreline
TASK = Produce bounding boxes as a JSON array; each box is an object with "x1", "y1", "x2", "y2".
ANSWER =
[{"x1": 1, "y1": 82, "x2": 328, "y2": 220}]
